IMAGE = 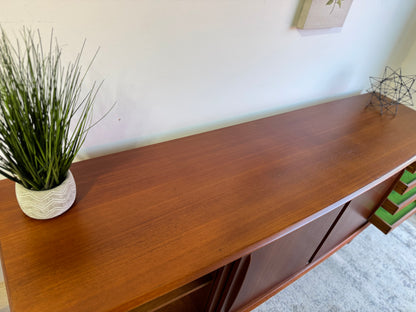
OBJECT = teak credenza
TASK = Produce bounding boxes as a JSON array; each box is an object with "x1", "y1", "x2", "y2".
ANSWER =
[{"x1": 1, "y1": 94, "x2": 416, "y2": 312}]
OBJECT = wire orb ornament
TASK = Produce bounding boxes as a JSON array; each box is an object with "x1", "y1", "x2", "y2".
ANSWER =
[{"x1": 366, "y1": 66, "x2": 416, "y2": 116}]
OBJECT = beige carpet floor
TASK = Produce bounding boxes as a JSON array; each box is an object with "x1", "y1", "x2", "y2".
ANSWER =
[{"x1": 0, "y1": 216, "x2": 415, "y2": 312}]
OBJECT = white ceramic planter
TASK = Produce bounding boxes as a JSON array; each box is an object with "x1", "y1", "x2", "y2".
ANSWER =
[{"x1": 15, "y1": 171, "x2": 76, "y2": 220}]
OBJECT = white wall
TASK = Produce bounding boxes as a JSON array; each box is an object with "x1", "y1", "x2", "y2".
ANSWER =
[
  {"x1": 1, "y1": 0, "x2": 416, "y2": 159},
  {"x1": 400, "y1": 12, "x2": 416, "y2": 74},
  {"x1": 402, "y1": 42, "x2": 416, "y2": 73}
]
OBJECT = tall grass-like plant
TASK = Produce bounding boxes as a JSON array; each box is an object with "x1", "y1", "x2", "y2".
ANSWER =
[{"x1": 0, "y1": 27, "x2": 101, "y2": 191}]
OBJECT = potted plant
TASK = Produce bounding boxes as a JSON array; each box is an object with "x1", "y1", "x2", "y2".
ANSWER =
[{"x1": 0, "y1": 27, "x2": 103, "y2": 219}]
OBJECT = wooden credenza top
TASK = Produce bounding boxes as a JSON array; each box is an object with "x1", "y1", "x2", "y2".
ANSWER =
[{"x1": 1, "y1": 94, "x2": 416, "y2": 312}]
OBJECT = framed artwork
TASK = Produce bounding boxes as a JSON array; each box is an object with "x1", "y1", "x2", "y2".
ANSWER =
[{"x1": 297, "y1": 0, "x2": 353, "y2": 29}]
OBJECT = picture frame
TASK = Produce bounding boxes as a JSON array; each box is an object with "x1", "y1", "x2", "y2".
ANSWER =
[{"x1": 297, "y1": 0, "x2": 353, "y2": 29}]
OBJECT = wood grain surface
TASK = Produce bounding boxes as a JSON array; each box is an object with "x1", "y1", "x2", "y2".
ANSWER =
[{"x1": 1, "y1": 94, "x2": 416, "y2": 312}]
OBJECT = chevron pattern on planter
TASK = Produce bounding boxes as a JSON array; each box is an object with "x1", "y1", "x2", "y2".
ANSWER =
[{"x1": 15, "y1": 171, "x2": 76, "y2": 220}]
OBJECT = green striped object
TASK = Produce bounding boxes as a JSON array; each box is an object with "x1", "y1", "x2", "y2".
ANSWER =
[
  {"x1": 375, "y1": 202, "x2": 416, "y2": 226},
  {"x1": 400, "y1": 169, "x2": 416, "y2": 184},
  {"x1": 374, "y1": 169, "x2": 416, "y2": 225}
]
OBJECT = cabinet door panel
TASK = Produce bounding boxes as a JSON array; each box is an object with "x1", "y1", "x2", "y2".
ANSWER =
[
  {"x1": 221, "y1": 205, "x2": 343, "y2": 312},
  {"x1": 312, "y1": 173, "x2": 400, "y2": 261}
]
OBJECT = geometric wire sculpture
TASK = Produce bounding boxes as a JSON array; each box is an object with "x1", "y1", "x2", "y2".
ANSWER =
[{"x1": 366, "y1": 66, "x2": 416, "y2": 116}]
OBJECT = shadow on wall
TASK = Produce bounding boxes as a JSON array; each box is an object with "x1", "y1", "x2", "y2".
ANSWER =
[{"x1": 388, "y1": 5, "x2": 416, "y2": 67}]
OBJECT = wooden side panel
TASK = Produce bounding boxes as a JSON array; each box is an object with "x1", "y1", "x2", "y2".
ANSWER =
[
  {"x1": 407, "y1": 162, "x2": 416, "y2": 174},
  {"x1": 312, "y1": 172, "x2": 400, "y2": 261},
  {"x1": 219, "y1": 206, "x2": 343, "y2": 312}
]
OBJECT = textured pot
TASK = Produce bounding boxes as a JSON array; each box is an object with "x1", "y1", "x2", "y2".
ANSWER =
[{"x1": 15, "y1": 171, "x2": 76, "y2": 220}]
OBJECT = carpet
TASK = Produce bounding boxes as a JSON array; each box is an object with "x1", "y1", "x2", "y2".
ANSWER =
[{"x1": 0, "y1": 216, "x2": 415, "y2": 312}]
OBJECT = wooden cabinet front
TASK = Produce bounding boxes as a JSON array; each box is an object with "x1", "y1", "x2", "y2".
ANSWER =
[
  {"x1": 3, "y1": 95, "x2": 416, "y2": 312},
  {"x1": 312, "y1": 173, "x2": 400, "y2": 261},
  {"x1": 218, "y1": 205, "x2": 343, "y2": 312}
]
